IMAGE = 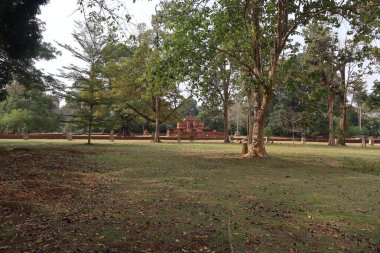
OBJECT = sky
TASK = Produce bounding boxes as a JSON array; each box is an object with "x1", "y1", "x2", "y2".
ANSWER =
[{"x1": 36, "y1": 0, "x2": 159, "y2": 76}]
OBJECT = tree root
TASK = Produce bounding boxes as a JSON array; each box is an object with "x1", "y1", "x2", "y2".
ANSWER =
[{"x1": 242, "y1": 149, "x2": 270, "y2": 158}]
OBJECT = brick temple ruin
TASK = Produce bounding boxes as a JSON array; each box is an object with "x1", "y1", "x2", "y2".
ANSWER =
[{"x1": 167, "y1": 116, "x2": 224, "y2": 139}]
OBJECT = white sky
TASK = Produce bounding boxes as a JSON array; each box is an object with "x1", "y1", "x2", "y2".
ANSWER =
[{"x1": 36, "y1": 0, "x2": 159, "y2": 76}]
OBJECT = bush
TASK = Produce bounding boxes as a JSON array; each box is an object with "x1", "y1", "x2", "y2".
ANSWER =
[
  {"x1": 264, "y1": 127, "x2": 273, "y2": 136},
  {"x1": 347, "y1": 126, "x2": 369, "y2": 137}
]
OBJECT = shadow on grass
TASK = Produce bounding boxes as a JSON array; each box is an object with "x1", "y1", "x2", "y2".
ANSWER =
[{"x1": 0, "y1": 141, "x2": 379, "y2": 252}]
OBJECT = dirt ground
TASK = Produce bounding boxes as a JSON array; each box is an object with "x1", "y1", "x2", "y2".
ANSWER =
[{"x1": 0, "y1": 146, "x2": 227, "y2": 252}]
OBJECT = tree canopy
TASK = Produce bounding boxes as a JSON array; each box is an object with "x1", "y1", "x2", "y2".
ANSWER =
[{"x1": 0, "y1": 0, "x2": 57, "y2": 99}]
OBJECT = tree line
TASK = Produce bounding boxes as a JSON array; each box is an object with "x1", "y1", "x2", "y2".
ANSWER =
[{"x1": 0, "y1": 0, "x2": 380, "y2": 156}]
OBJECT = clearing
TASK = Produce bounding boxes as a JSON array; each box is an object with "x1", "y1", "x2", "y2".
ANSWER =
[{"x1": 0, "y1": 140, "x2": 379, "y2": 252}]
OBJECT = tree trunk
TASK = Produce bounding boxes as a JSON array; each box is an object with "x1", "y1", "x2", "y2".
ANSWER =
[
  {"x1": 244, "y1": 90, "x2": 270, "y2": 158},
  {"x1": 292, "y1": 129, "x2": 295, "y2": 146},
  {"x1": 338, "y1": 67, "x2": 347, "y2": 146},
  {"x1": 223, "y1": 104, "x2": 230, "y2": 143},
  {"x1": 358, "y1": 103, "x2": 362, "y2": 130},
  {"x1": 338, "y1": 95, "x2": 347, "y2": 145},
  {"x1": 87, "y1": 106, "x2": 94, "y2": 145},
  {"x1": 328, "y1": 89, "x2": 335, "y2": 146},
  {"x1": 247, "y1": 88, "x2": 253, "y2": 144},
  {"x1": 119, "y1": 122, "x2": 131, "y2": 137},
  {"x1": 153, "y1": 96, "x2": 161, "y2": 143},
  {"x1": 88, "y1": 118, "x2": 92, "y2": 145},
  {"x1": 223, "y1": 79, "x2": 230, "y2": 143}
]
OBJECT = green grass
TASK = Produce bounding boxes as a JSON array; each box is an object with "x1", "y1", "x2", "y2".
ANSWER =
[{"x1": 0, "y1": 140, "x2": 379, "y2": 252}]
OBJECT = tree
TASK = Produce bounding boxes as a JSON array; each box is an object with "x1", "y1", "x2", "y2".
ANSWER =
[
  {"x1": 59, "y1": 22, "x2": 110, "y2": 144},
  {"x1": 299, "y1": 23, "x2": 372, "y2": 145},
  {"x1": 242, "y1": 75, "x2": 254, "y2": 144},
  {"x1": 0, "y1": 83, "x2": 60, "y2": 133},
  {"x1": 0, "y1": 0, "x2": 57, "y2": 99},
  {"x1": 368, "y1": 81, "x2": 380, "y2": 110},
  {"x1": 197, "y1": 105, "x2": 225, "y2": 132},
  {"x1": 197, "y1": 54, "x2": 240, "y2": 143},
  {"x1": 350, "y1": 78, "x2": 368, "y2": 131},
  {"x1": 281, "y1": 110, "x2": 304, "y2": 145},
  {"x1": 101, "y1": 42, "x2": 142, "y2": 136},
  {"x1": 268, "y1": 54, "x2": 329, "y2": 137},
  {"x1": 160, "y1": 3, "x2": 241, "y2": 143},
  {"x1": 302, "y1": 23, "x2": 339, "y2": 146},
  {"x1": 177, "y1": 97, "x2": 199, "y2": 119},
  {"x1": 161, "y1": 0, "x2": 380, "y2": 157},
  {"x1": 104, "y1": 23, "x2": 184, "y2": 142},
  {"x1": 229, "y1": 100, "x2": 246, "y2": 136},
  {"x1": 368, "y1": 48, "x2": 380, "y2": 110},
  {"x1": 333, "y1": 34, "x2": 373, "y2": 145}
]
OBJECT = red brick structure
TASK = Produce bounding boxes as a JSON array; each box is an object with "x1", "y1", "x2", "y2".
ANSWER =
[
  {"x1": 167, "y1": 116, "x2": 225, "y2": 139},
  {"x1": 176, "y1": 116, "x2": 205, "y2": 132}
]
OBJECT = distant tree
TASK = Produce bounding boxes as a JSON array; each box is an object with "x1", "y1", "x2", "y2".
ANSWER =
[
  {"x1": 350, "y1": 78, "x2": 368, "y2": 131},
  {"x1": 0, "y1": 83, "x2": 60, "y2": 133},
  {"x1": 268, "y1": 54, "x2": 329, "y2": 137},
  {"x1": 333, "y1": 36, "x2": 373, "y2": 145},
  {"x1": 160, "y1": 3, "x2": 241, "y2": 143},
  {"x1": 228, "y1": 101, "x2": 246, "y2": 136},
  {"x1": 101, "y1": 42, "x2": 142, "y2": 136},
  {"x1": 368, "y1": 81, "x2": 380, "y2": 110},
  {"x1": 100, "y1": 22, "x2": 185, "y2": 141},
  {"x1": 302, "y1": 23, "x2": 339, "y2": 146},
  {"x1": 241, "y1": 74, "x2": 254, "y2": 144},
  {"x1": 198, "y1": 55, "x2": 240, "y2": 143},
  {"x1": 281, "y1": 110, "x2": 304, "y2": 145},
  {"x1": 197, "y1": 106, "x2": 224, "y2": 132},
  {"x1": 177, "y1": 97, "x2": 199, "y2": 119},
  {"x1": 59, "y1": 22, "x2": 110, "y2": 144}
]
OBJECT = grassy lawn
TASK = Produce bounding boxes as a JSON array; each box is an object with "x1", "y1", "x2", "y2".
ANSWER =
[{"x1": 0, "y1": 140, "x2": 379, "y2": 252}]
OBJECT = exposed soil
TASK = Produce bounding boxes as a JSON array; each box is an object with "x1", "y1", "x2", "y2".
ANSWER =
[
  {"x1": 0, "y1": 147, "x2": 229, "y2": 252},
  {"x1": 0, "y1": 144, "x2": 379, "y2": 253}
]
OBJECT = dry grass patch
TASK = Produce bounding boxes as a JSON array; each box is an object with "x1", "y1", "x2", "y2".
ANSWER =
[{"x1": 0, "y1": 141, "x2": 379, "y2": 252}]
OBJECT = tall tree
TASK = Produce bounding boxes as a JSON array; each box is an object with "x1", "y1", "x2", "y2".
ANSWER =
[
  {"x1": 272, "y1": 54, "x2": 329, "y2": 137},
  {"x1": 197, "y1": 54, "x2": 240, "y2": 143},
  {"x1": 350, "y1": 78, "x2": 368, "y2": 131},
  {"x1": 59, "y1": 22, "x2": 109, "y2": 144},
  {"x1": 101, "y1": 42, "x2": 142, "y2": 136},
  {"x1": 368, "y1": 49, "x2": 380, "y2": 110},
  {"x1": 160, "y1": 3, "x2": 241, "y2": 143},
  {"x1": 303, "y1": 23, "x2": 339, "y2": 146},
  {"x1": 368, "y1": 81, "x2": 380, "y2": 110},
  {"x1": 106, "y1": 23, "x2": 183, "y2": 142},
  {"x1": 334, "y1": 36, "x2": 373, "y2": 145}
]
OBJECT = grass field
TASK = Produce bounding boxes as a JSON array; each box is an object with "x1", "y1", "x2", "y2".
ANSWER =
[{"x1": 0, "y1": 140, "x2": 379, "y2": 252}]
